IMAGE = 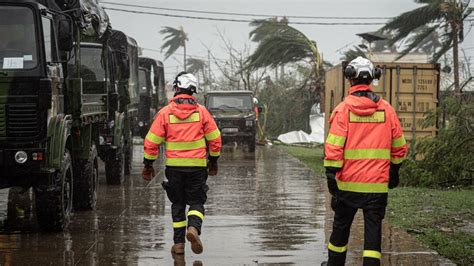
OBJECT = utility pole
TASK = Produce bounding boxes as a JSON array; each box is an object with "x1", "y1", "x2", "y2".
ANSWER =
[{"x1": 208, "y1": 49, "x2": 212, "y2": 91}]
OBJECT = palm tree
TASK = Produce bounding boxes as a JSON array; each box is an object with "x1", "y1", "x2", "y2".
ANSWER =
[
  {"x1": 247, "y1": 19, "x2": 322, "y2": 73},
  {"x1": 186, "y1": 57, "x2": 208, "y2": 86},
  {"x1": 160, "y1": 26, "x2": 189, "y2": 71},
  {"x1": 382, "y1": 0, "x2": 473, "y2": 94}
]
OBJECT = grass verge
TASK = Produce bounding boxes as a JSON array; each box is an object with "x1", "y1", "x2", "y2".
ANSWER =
[{"x1": 280, "y1": 145, "x2": 474, "y2": 265}]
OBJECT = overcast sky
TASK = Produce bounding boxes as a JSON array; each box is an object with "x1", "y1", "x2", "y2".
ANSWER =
[{"x1": 102, "y1": 0, "x2": 474, "y2": 80}]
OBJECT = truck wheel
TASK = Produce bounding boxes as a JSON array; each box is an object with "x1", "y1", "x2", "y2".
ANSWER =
[
  {"x1": 73, "y1": 145, "x2": 98, "y2": 210},
  {"x1": 248, "y1": 137, "x2": 256, "y2": 152},
  {"x1": 105, "y1": 153, "x2": 125, "y2": 185},
  {"x1": 35, "y1": 149, "x2": 73, "y2": 232},
  {"x1": 124, "y1": 130, "x2": 133, "y2": 175}
]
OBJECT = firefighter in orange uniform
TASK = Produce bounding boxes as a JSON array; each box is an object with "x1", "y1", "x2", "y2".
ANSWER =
[
  {"x1": 142, "y1": 72, "x2": 222, "y2": 255},
  {"x1": 322, "y1": 57, "x2": 408, "y2": 266}
]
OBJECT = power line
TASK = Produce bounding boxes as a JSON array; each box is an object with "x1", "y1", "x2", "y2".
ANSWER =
[
  {"x1": 103, "y1": 7, "x2": 386, "y2": 25},
  {"x1": 101, "y1": 2, "x2": 393, "y2": 20},
  {"x1": 141, "y1": 47, "x2": 227, "y2": 62}
]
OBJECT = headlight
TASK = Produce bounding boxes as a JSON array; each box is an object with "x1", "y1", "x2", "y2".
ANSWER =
[
  {"x1": 99, "y1": 136, "x2": 105, "y2": 145},
  {"x1": 138, "y1": 121, "x2": 144, "y2": 127},
  {"x1": 246, "y1": 120, "x2": 253, "y2": 127},
  {"x1": 15, "y1": 151, "x2": 28, "y2": 164}
]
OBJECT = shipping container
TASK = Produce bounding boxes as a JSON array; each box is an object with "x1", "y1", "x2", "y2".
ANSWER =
[{"x1": 324, "y1": 62, "x2": 440, "y2": 142}]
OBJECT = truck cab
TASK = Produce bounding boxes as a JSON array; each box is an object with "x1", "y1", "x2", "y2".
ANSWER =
[
  {"x1": 0, "y1": 0, "x2": 72, "y2": 231},
  {"x1": 205, "y1": 91, "x2": 258, "y2": 152},
  {"x1": 135, "y1": 57, "x2": 165, "y2": 138}
]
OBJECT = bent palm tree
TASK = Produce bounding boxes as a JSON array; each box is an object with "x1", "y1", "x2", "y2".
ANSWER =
[
  {"x1": 186, "y1": 57, "x2": 208, "y2": 85},
  {"x1": 160, "y1": 26, "x2": 189, "y2": 71},
  {"x1": 247, "y1": 19, "x2": 322, "y2": 72},
  {"x1": 382, "y1": 0, "x2": 473, "y2": 94}
]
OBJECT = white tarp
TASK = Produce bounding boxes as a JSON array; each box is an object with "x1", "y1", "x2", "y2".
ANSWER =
[{"x1": 277, "y1": 113, "x2": 325, "y2": 144}]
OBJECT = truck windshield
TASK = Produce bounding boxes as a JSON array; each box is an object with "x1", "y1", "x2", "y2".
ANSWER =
[
  {"x1": 208, "y1": 95, "x2": 253, "y2": 110},
  {"x1": 68, "y1": 46, "x2": 106, "y2": 81},
  {"x1": 80, "y1": 47, "x2": 105, "y2": 81},
  {"x1": 0, "y1": 6, "x2": 38, "y2": 70},
  {"x1": 138, "y1": 69, "x2": 148, "y2": 94}
]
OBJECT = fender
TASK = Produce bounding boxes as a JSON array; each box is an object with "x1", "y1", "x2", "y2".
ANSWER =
[
  {"x1": 47, "y1": 114, "x2": 72, "y2": 170},
  {"x1": 113, "y1": 111, "x2": 125, "y2": 147}
]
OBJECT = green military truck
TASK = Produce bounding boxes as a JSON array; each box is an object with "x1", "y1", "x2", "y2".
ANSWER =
[
  {"x1": 205, "y1": 91, "x2": 258, "y2": 152},
  {"x1": 134, "y1": 57, "x2": 165, "y2": 138},
  {"x1": 102, "y1": 30, "x2": 140, "y2": 180},
  {"x1": 0, "y1": 0, "x2": 136, "y2": 231}
]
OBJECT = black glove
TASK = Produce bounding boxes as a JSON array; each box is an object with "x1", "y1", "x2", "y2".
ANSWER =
[
  {"x1": 208, "y1": 156, "x2": 219, "y2": 176},
  {"x1": 326, "y1": 167, "x2": 340, "y2": 195},
  {"x1": 389, "y1": 163, "x2": 401, "y2": 189}
]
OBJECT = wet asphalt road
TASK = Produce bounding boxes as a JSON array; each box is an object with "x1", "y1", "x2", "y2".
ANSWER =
[{"x1": 0, "y1": 144, "x2": 453, "y2": 265}]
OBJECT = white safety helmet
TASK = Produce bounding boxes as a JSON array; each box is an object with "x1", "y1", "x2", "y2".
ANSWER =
[
  {"x1": 253, "y1": 97, "x2": 259, "y2": 105},
  {"x1": 344, "y1": 56, "x2": 381, "y2": 80},
  {"x1": 173, "y1": 72, "x2": 200, "y2": 94}
]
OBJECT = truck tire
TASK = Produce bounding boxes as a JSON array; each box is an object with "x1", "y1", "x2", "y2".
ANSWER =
[
  {"x1": 248, "y1": 137, "x2": 256, "y2": 152},
  {"x1": 105, "y1": 154, "x2": 125, "y2": 185},
  {"x1": 124, "y1": 130, "x2": 133, "y2": 175},
  {"x1": 105, "y1": 135, "x2": 125, "y2": 185},
  {"x1": 73, "y1": 145, "x2": 98, "y2": 210},
  {"x1": 35, "y1": 149, "x2": 73, "y2": 232}
]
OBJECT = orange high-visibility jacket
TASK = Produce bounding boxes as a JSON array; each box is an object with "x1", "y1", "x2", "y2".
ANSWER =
[
  {"x1": 144, "y1": 94, "x2": 222, "y2": 167},
  {"x1": 324, "y1": 84, "x2": 408, "y2": 193}
]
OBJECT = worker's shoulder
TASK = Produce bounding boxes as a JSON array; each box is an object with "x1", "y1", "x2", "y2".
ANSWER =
[
  {"x1": 196, "y1": 104, "x2": 211, "y2": 114},
  {"x1": 333, "y1": 101, "x2": 349, "y2": 113},
  {"x1": 378, "y1": 99, "x2": 397, "y2": 113},
  {"x1": 157, "y1": 105, "x2": 171, "y2": 114}
]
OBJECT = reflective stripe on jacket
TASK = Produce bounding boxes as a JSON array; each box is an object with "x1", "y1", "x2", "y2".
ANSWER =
[
  {"x1": 324, "y1": 84, "x2": 408, "y2": 193},
  {"x1": 144, "y1": 94, "x2": 222, "y2": 167}
]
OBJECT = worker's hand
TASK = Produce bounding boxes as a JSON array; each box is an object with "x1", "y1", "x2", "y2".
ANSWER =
[
  {"x1": 208, "y1": 160, "x2": 218, "y2": 176},
  {"x1": 326, "y1": 173, "x2": 338, "y2": 195},
  {"x1": 142, "y1": 165, "x2": 156, "y2": 181},
  {"x1": 325, "y1": 167, "x2": 340, "y2": 195},
  {"x1": 388, "y1": 165, "x2": 400, "y2": 189}
]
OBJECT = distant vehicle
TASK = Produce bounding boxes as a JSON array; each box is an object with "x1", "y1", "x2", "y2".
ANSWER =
[
  {"x1": 135, "y1": 57, "x2": 165, "y2": 138},
  {"x1": 205, "y1": 91, "x2": 259, "y2": 152}
]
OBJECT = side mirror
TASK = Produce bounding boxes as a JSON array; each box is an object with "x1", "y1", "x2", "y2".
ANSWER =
[{"x1": 57, "y1": 18, "x2": 73, "y2": 51}]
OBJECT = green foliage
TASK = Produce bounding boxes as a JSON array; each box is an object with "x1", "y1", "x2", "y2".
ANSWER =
[
  {"x1": 400, "y1": 95, "x2": 474, "y2": 187},
  {"x1": 387, "y1": 187, "x2": 474, "y2": 265},
  {"x1": 247, "y1": 19, "x2": 321, "y2": 70},
  {"x1": 160, "y1": 26, "x2": 188, "y2": 60},
  {"x1": 280, "y1": 145, "x2": 325, "y2": 175},
  {"x1": 342, "y1": 45, "x2": 367, "y2": 62},
  {"x1": 382, "y1": 0, "x2": 472, "y2": 62},
  {"x1": 186, "y1": 58, "x2": 206, "y2": 74},
  {"x1": 258, "y1": 73, "x2": 314, "y2": 137}
]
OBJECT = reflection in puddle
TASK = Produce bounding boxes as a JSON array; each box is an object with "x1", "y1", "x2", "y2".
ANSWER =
[{"x1": 0, "y1": 145, "x2": 454, "y2": 265}]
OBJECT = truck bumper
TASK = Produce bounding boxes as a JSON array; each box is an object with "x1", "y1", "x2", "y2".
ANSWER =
[
  {"x1": 0, "y1": 148, "x2": 54, "y2": 188},
  {"x1": 221, "y1": 132, "x2": 255, "y2": 144}
]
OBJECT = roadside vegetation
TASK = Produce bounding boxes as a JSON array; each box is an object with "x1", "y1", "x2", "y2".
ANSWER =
[{"x1": 280, "y1": 145, "x2": 474, "y2": 265}]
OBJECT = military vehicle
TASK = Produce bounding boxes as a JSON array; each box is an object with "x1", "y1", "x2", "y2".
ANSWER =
[
  {"x1": 135, "y1": 57, "x2": 165, "y2": 138},
  {"x1": 0, "y1": 0, "x2": 136, "y2": 231},
  {"x1": 205, "y1": 91, "x2": 258, "y2": 152},
  {"x1": 102, "y1": 30, "x2": 139, "y2": 180}
]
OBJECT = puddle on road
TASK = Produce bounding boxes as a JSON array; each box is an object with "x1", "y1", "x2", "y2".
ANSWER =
[{"x1": 0, "y1": 145, "x2": 453, "y2": 265}]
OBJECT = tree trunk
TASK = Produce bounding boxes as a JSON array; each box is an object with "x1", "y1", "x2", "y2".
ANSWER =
[{"x1": 452, "y1": 23, "x2": 460, "y2": 96}]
